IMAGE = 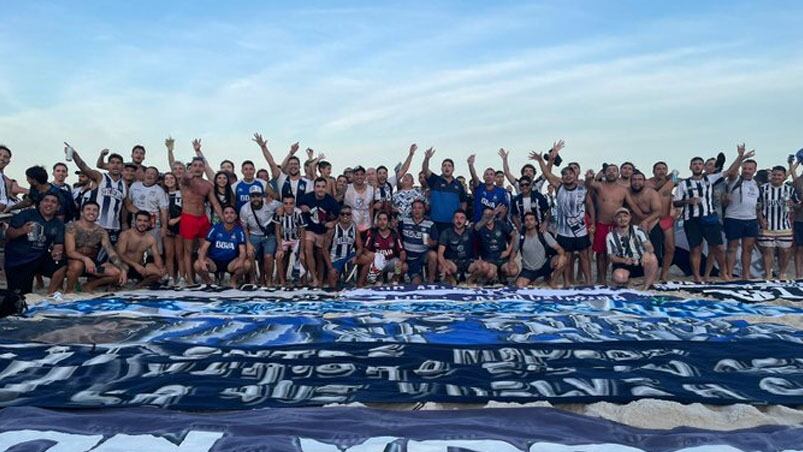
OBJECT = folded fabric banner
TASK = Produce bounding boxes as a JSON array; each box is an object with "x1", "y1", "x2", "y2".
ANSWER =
[
  {"x1": 654, "y1": 280, "x2": 803, "y2": 302},
  {"x1": 0, "y1": 406, "x2": 801, "y2": 452}
]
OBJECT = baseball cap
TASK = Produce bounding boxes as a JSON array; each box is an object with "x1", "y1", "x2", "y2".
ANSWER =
[
  {"x1": 614, "y1": 207, "x2": 630, "y2": 216},
  {"x1": 248, "y1": 185, "x2": 264, "y2": 196}
]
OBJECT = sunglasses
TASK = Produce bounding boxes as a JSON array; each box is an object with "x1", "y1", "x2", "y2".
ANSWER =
[{"x1": 340, "y1": 212, "x2": 352, "y2": 216}]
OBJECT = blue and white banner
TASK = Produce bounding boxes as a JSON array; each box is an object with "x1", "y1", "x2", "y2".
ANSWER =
[
  {"x1": 0, "y1": 406, "x2": 801, "y2": 451},
  {"x1": 654, "y1": 279, "x2": 803, "y2": 302}
]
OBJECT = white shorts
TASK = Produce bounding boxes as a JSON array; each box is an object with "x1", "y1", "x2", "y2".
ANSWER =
[{"x1": 758, "y1": 231, "x2": 793, "y2": 249}]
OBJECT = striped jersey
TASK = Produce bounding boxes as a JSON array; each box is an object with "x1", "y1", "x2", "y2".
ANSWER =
[
  {"x1": 673, "y1": 173, "x2": 724, "y2": 220},
  {"x1": 554, "y1": 184, "x2": 588, "y2": 238},
  {"x1": 606, "y1": 226, "x2": 649, "y2": 261},
  {"x1": 91, "y1": 173, "x2": 127, "y2": 231},
  {"x1": 329, "y1": 222, "x2": 356, "y2": 261},
  {"x1": 400, "y1": 216, "x2": 437, "y2": 257},
  {"x1": 760, "y1": 183, "x2": 798, "y2": 231},
  {"x1": 275, "y1": 208, "x2": 305, "y2": 241}
]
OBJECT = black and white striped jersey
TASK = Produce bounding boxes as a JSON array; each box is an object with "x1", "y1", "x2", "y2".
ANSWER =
[
  {"x1": 329, "y1": 222, "x2": 356, "y2": 261},
  {"x1": 673, "y1": 173, "x2": 724, "y2": 220},
  {"x1": 760, "y1": 183, "x2": 798, "y2": 231}
]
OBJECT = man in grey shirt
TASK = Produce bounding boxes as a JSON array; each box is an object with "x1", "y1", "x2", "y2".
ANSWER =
[{"x1": 512, "y1": 212, "x2": 567, "y2": 288}]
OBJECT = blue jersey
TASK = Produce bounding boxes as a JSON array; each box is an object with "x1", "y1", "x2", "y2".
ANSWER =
[
  {"x1": 232, "y1": 179, "x2": 266, "y2": 212},
  {"x1": 472, "y1": 184, "x2": 510, "y2": 222},
  {"x1": 400, "y1": 216, "x2": 437, "y2": 257},
  {"x1": 205, "y1": 223, "x2": 246, "y2": 262},
  {"x1": 427, "y1": 174, "x2": 467, "y2": 224}
]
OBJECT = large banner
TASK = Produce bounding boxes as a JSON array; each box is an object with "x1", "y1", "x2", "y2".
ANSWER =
[
  {"x1": 2, "y1": 285, "x2": 803, "y2": 409},
  {"x1": 654, "y1": 280, "x2": 803, "y2": 302},
  {"x1": 0, "y1": 406, "x2": 801, "y2": 451}
]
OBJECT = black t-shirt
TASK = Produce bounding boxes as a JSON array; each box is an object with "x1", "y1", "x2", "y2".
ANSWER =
[
  {"x1": 477, "y1": 221, "x2": 513, "y2": 261},
  {"x1": 299, "y1": 193, "x2": 340, "y2": 235},
  {"x1": 438, "y1": 227, "x2": 475, "y2": 261}
]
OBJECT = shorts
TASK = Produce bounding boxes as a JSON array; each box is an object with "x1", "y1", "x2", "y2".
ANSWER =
[
  {"x1": 593, "y1": 223, "x2": 613, "y2": 253},
  {"x1": 250, "y1": 234, "x2": 277, "y2": 257},
  {"x1": 723, "y1": 218, "x2": 759, "y2": 241},
  {"x1": 795, "y1": 222, "x2": 803, "y2": 247},
  {"x1": 452, "y1": 258, "x2": 473, "y2": 276},
  {"x1": 519, "y1": 260, "x2": 552, "y2": 282},
  {"x1": 5, "y1": 254, "x2": 66, "y2": 295},
  {"x1": 556, "y1": 234, "x2": 591, "y2": 253},
  {"x1": 304, "y1": 231, "x2": 325, "y2": 248},
  {"x1": 104, "y1": 228, "x2": 120, "y2": 246},
  {"x1": 612, "y1": 262, "x2": 645, "y2": 278},
  {"x1": 212, "y1": 258, "x2": 234, "y2": 274},
  {"x1": 378, "y1": 257, "x2": 400, "y2": 273},
  {"x1": 406, "y1": 253, "x2": 427, "y2": 278},
  {"x1": 332, "y1": 251, "x2": 356, "y2": 273},
  {"x1": 77, "y1": 256, "x2": 108, "y2": 277},
  {"x1": 179, "y1": 213, "x2": 211, "y2": 240},
  {"x1": 168, "y1": 217, "x2": 180, "y2": 236},
  {"x1": 659, "y1": 215, "x2": 674, "y2": 231},
  {"x1": 126, "y1": 256, "x2": 155, "y2": 281},
  {"x1": 684, "y1": 217, "x2": 723, "y2": 249},
  {"x1": 758, "y1": 230, "x2": 794, "y2": 249},
  {"x1": 280, "y1": 239, "x2": 299, "y2": 253}
]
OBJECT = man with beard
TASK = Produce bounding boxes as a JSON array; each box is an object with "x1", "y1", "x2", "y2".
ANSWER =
[
  {"x1": 97, "y1": 145, "x2": 146, "y2": 181},
  {"x1": 514, "y1": 211, "x2": 567, "y2": 288},
  {"x1": 358, "y1": 211, "x2": 406, "y2": 286},
  {"x1": 422, "y1": 147, "x2": 467, "y2": 234},
  {"x1": 400, "y1": 199, "x2": 438, "y2": 284},
  {"x1": 646, "y1": 161, "x2": 677, "y2": 280},
  {"x1": 196, "y1": 205, "x2": 250, "y2": 287},
  {"x1": 511, "y1": 175, "x2": 550, "y2": 231},
  {"x1": 584, "y1": 163, "x2": 644, "y2": 283},
  {"x1": 344, "y1": 166, "x2": 375, "y2": 233},
  {"x1": 241, "y1": 186, "x2": 281, "y2": 286},
  {"x1": 606, "y1": 207, "x2": 659, "y2": 290},
  {"x1": 438, "y1": 209, "x2": 483, "y2": 284},
  {"x1": 72, "y1": 170, "x2": 95, "y2": 211},
  {"x1": 628, "y1": 171, "x2": 663, "y2": 269},
  {"x1": 299, "y1": 177, "x2": 340, "y2": 287},
  {"x1": 116, "y1": 210, "x2": 164, "y2": 287},
  {"x1": 673, "y1": 146, "x2": 748, "y2": 282},
  {"x1": 126, "y1": 166, "x2": 169, "y2": 253},
  {"x1": 323, "y1": 205, "x2": 362, "y2": 288},
  {"x1": 618, "y1": 162, "x2": 635, "y2": 187},
  {"x1": 532, "y1": 154, "x2": 594, "y2": 285},
  {"x1": 723, "y1": 145, "x2": 760, "y2": 279},
  {"x1": 177, "y1": 139, "x2": 224, "y2": 283},
  {"x1": 70, "y1": 146, "x2": 127, "y2": 244},
  {"x1": 468, "y1": 154, "x2": 509, "y2": 223},
  {"x1": 65, "y1": 201, "x2": 126, "y2": 292},
  {"x1": 758, "y1": 166, "x2": 798, "y2": 278},
  {"x1": 3, "y1": 192, "x2": 66, "y2": 294},
  {"x1": 253, "y1": 133, "x2": 312, "y2": 204}
]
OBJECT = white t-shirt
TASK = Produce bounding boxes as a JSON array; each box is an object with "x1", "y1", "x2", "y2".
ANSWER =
[
  {"x1": 240, "y1": 200, "x2": 280, "y2": 237},
  {"x1": 128, "y1": 182, "x2": 168, "y2": 225},
  {"x1": 276, "y1": 173, "x2": 312, "y2": 201},
  {"x1": 724, "y1": 178, "x2": 759, "y2": 220},
  {"x1": 345, "y1": 183, "x2": 375, "y2": 231}
]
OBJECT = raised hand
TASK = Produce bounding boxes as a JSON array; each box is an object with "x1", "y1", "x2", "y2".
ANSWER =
[
  {"x1": 306, "y1": 148, "x2": 314, "y2": 159},
  {"x1": 528, "y1": 150, "x2": 543, "y2": 161},
  {"x1": 745, "y1": 149, "x2": 756, "y2": 159},
  {"x1": 467, "y1": 154, "x2": 476, "y2": 165},
  {"x1": 290, "y1": 142, "x2": 300, "y2": 154},
  {"x1": 164, "y1": 136, "x2": 175, "y2": 152},
  {"x1": 100, "y1": 148, "x2": 110, "y2": 157},
  {"x1": 252, "y1": 133, "x2": 268, "y2": 149},
  {"x1": 424, "y1": 147, "x2": 435, "y2": 159},
  {"x1": 737, "y1": 143, "x2": 746, "y2": 157},
  {"x1": 192, "y1": 139, "x2": 202, "y2": 153},
  {"x1": 409, "y1": 143, "x2": 418, "y2": 154},
  {"x1": 318, "y1": 152, "x2": 326, "y2": 161},
  {"x1": 498, "y1": 148, "x2": 509, "y2": 160},
  {"x1": 552, "y1": 139, "x2": 565, "y2": 153}
]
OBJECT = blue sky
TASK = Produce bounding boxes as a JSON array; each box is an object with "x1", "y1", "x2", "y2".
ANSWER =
[{"x1": 1, "y1": 1, "x2": 802, "y2": 182}]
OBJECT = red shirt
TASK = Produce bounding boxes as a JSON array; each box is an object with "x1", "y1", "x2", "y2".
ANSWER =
[{"x1": 365, "y1": 228, "x2": 403, "y2": 259}]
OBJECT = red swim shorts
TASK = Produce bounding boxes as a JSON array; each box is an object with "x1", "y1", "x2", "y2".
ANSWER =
[
  {"x1": 179, "y1": 212, "x2": 211, "y2": 240},
  {"x1": 659, "y1": 215, "x2": 674, "y2": 231},
  {"x1": 593, "y1": 222, "x2": 613, "y2": 254}
]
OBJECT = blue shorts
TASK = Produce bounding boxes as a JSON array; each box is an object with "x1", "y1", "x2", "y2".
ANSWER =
[
  {"x1": 723, "y1": 218, "x2": 759, "y2": 241},
  {"x1": 406, "y1": 254, "x2": 427, "y2": 278},
  {"x1": 794, "y1": 222, "x2": 803, "y2": 247},
  {"x1": 250, "y1": 234, "x2": 277, "y2": 258},
  {"x1": 332, "y1": 251, "x2": 356, "y2": 273}
]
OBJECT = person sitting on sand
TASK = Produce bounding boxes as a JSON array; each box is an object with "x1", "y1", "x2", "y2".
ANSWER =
[
  {"x1": 65, "y1": 201, "x2": 127, "y2": 292},
  {"x1": 195, "y1": 205, "x2": 250, "y2": 287},
  {"x1": 513, "y1": 211, "x2": 567, "y2": 288},
  {"x1": 116, "y1": 210, "x2": 165, "y2": 287}
]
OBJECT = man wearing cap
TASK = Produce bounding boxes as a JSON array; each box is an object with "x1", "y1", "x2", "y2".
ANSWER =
[
  {"x1": 240, "y1": 184, "x2": 281, "y2": 285},
  {"x1": 605, "y1": 207, "x2": 658, "y2": 289}
]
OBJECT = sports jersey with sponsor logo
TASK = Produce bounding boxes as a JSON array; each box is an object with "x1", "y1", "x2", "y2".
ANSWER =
[{"x1": 205, "y1": 222, "x2": 246, "y2": 262}]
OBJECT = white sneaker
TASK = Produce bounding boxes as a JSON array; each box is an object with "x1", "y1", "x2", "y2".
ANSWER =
[{"x1": 167, "y1": 277, "x2": 175, "y2": 286}]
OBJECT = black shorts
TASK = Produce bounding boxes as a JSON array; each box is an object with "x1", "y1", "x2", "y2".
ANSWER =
[
  {"x1": 795, "y1": 222, "x2": 803, "y2": 247},
  {"x1": 556, "y1": 234, "x2": 591, "y2": 252},
  {"x1": 612, "y1": 262, "x2": 644, "y2": 278},
  {"x1": 5, "y1": 254, "x2": 66, "y2": 295},
  {"x1": 518, "y1": 260, "x2": 552, "y2": 282},
  {"x1": 212, "y1": 258, "x2": 234, "y2": 274},
  {"x1": 683, "y1": 216, "x2": 723, "y2": 249}
]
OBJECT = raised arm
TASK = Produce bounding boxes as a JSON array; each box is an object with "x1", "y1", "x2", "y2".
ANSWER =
[
  {"x1": 498, "y1": 148, "x2": 518, "y2": 187},
  {"x1": 304, "y1": 148, "x2": 320, "y2": 180},
  {"x1": 279, "y1": 142, "x2": 300, "y2": 174},
  {"x1": 71, "y1": 147, "x2": 104, "y2": 185},
  {"x1": 544, "y1": 140, "x2": 565, "y2": 175},
  {"x1": 192, "y1": 139, "x2": 215, "y2": 181},
  {"x1": 529, "y1": 151, "x2": 561, "y2": 188},
  {"x1": 165, "y1": 136, "x2": 177, "y2": 169},
  {"x1": 395, "y1": 144, "x2": 417, "y2": 186},
  {"x1": 96, "y1": 149, "x2": 110, "y2": 171},
  {"x1": 726, "y1": 144, "x2": 754, "y2": 181},
  {"x1": 253, "y1": 133, "x2": 282, "y2": 179},
  {"x1": 584, "y1": 169, "x2": 602, "y2": 192},
  {"x1": 422, "y1": 147, "x2": 435, "y2": 178},
  {"x1": 467, "y1": 154, "x2": 480, "y2": 187}
]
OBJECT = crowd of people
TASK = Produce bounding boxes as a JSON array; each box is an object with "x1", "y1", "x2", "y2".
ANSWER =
[{"x1": 0, "y1": 137, "x2": 799, "y2": 296}]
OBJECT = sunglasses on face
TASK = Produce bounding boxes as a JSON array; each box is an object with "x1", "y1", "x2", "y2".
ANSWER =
[{"x1": 340, "y1": 212, "x2": 352, "y2": 216}]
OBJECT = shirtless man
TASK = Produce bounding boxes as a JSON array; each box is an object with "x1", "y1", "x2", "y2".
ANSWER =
[
  {"x1": 618, "y1": 162, "x2": 635, "y2": 187},
  {"x1": 585, "y1": 165, "x2": 644, "y2": 283},
  {"x1": 116, "y1": 210, "x2": 165, "y2": 287},
  {"x1": 628, "y1": 171, "x2": 663, "y2": 271},
  {"x1": 646, "y1": 161, "x2": 677, "y2": 280},
  {"x1": 65, "y1": 201, "x2": 126, "y2": 292},
  {"x1": 178, "y1": 139, "x2": 224, "y2": 283}
]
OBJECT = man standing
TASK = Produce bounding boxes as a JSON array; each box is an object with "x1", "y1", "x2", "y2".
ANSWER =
[
  {"x1": 253, "y1": 133, "x2": 312, "y2": 204},
  {"x1": 422, "y1": 148, "x2": 467, "y2": 234},
  {"x1": 628, "y1": 171, "x2": 663, "y2": 265},
  {"x1": 618, "y1": 162, "x2": 635, "y2": 187},
  {"x1": 299, "y1": 177, "x2": 340, "y2": 287},
  {"x1": 3, "y1": 193, "x2": 66, "y2": 294},
  {"x1": 357, "y1": 211, "x2": 406, "y2": 286},
  {"x1": 240, "y1": 185, "x2": 280, "y2": 286},
  {"x1": 344, "y1": 166, "x2": 375, "y2": 233},
  {"x1": 195, "y1": 205, "x2": 249, "y2": 288},
  {"x1": 513, "y1": 211, "x2": 567, "y2": 288},
  {"x1": 178, "y1": 139, "x2": 224, "y2": 283},
  {"x1": 437, "y1": 209, "x2": 482, "y2": 285},
  {"x1": 97, "y1": 145, "x2": 146, "y2": 181},
  {"x1": 70, "y1": 146, "x2": 127, "y2": 244},
  {"x1": 723, "y1": 145, "x2": 760, "y2": 279},
  {"x1": 511, "y1": 176, "x2": 550, "y2": 231},
  {"x1": 232, "y1": 160, "x2": 267, "y2": 212},
  {"x1": 606, "y1": 207, "x2": 659, "y2": 290},
  {"x1": 400, "y1": 199, "x2": 438, "y2": 284},
  {"x1": 323, "y1": 205, "x2": 362, "y2": 288},
  {"x1": 758, "y1": 166, "x2": 798, "y2": 278},
  {"x1": 116, "y1": 210, "x2": 164, "y2": 287},
  {"x1": 646, "y1": 161, "x2": 677, "y2": 280},
  {"x1": 126, "y1": 166, "x2": 169, "y2": 253},
  {"x1": 467, "y1": 155, "x2": 509, "y2": 223},
  {"x1": 3, "y1": 166, "x2": 76, "y2": 222},
  {"x1": 64, "y1": 201, "x2": 126, "y2": 292}
]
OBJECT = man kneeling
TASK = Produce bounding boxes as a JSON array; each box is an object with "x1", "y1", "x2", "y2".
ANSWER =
[
  {"x1": 195, "y1": 205, "x2": 250, "y2": 287},
  {"x1": 514, "y1": 212, "x2": 567, "y2": 288},
  {"x1": 606, "y1": 207, "x2": 658, "y2": 289}
]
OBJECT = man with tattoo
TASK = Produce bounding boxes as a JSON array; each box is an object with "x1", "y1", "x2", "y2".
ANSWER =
[
  {"x1": 65, "y1": 201, "x2": 127, "y2": 292},
  {"x1": 116, "y1": 210, "x2": 165, "y2": 287}
]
